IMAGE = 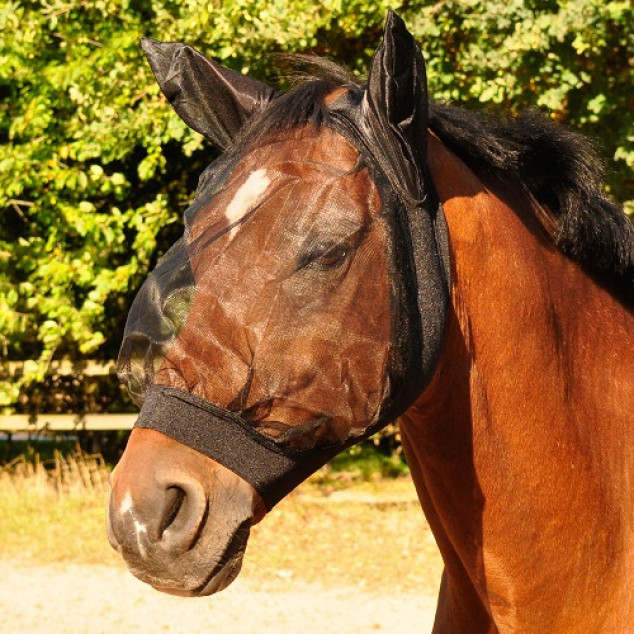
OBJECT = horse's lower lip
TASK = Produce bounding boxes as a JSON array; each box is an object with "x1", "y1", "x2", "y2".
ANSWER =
[
  {"x1": 150, "y1": 554, "x2": 244, "y2": 597},
  {"x1": 140, "y1": 519, "x2": 251, "y2": 597}
]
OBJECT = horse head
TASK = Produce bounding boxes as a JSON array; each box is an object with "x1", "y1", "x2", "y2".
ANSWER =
[{"x1": 107, "y1": 11, "x2": 450, "y2": 597}]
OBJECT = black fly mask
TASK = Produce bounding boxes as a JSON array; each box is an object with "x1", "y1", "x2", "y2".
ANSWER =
[{"x1": 118, "y1": 11, "x2": 451, "y2": 508}]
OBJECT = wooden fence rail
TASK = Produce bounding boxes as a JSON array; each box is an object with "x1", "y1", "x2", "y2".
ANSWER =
[
  {"x1": 1, "y1": 360, "x2": 136, "y2": 432},
  {"x1": 0, "y1": 414, "x2": 136, "y2": 432}
]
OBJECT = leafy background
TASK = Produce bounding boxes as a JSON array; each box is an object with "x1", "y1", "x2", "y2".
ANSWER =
[{"x1": 1, "y1": 0, "x2": 632, "y2": 408}]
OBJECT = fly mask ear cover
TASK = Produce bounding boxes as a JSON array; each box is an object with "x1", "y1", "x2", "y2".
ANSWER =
[
  {"x1": 139, "y1": 37, "x2": 279, "y2": 149},
  {"x1": 330, "y1": 10, "x2": 451, "y2": 421},
  {"x1": 121, "y1": 11, "x2": 451, "y2": 509}
]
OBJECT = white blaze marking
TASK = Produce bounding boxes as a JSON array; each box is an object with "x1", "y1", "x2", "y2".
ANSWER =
[
  {"x1": 225, "y1": 169, "x2": 271, "y2": 240},
  {"x1": 134, "y1": 519, "x2": 148, "y2": 558},
  {"x1": 120, "y1": 491, "x2": 133, "y2": 515},
  {"x1": 119, "y1": 491, "x2": 148, "y2": 558}
]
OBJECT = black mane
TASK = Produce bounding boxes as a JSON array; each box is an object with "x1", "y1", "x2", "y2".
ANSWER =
[
  {"x1": 428, "y1": 104, "x2": 634, "y2": 291},
  {"x1": 237, "y1": 59, "x2": 634, "y2": 292}
]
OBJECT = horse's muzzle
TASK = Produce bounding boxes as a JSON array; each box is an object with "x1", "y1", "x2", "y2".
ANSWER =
[{"x1": 106, "y1": 428, "x2": 260, "y2": 596}]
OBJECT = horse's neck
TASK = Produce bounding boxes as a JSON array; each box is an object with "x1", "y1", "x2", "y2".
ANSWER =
[{"x1": 401, "y1": 136, "x2": 634, "y2": 632}]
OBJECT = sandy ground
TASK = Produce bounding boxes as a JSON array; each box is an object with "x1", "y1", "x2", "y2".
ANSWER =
[{"x1": 0, "y1": 560, "x2": 438, "y2": 633}]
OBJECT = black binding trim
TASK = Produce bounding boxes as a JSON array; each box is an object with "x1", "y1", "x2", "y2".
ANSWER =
[{"x1": 136, "y1": 385, "x2": 378, "y2": 509}]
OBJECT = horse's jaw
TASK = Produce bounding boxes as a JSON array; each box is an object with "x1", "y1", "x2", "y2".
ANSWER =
[{"x1": 106, "y1": 428, "x2": 262, "y2": 597}]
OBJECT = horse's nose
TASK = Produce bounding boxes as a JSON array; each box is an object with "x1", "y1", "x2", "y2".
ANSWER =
[
  {"x1": 107, "y1": 428, "x2": 261, "y2": 596},
  {"x1": 107, "y1": 460, "x2": 208, "y2": 558}
]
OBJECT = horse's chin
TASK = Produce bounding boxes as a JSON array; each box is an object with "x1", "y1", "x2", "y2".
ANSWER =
[
  {"x1": 155, "y1": 558, "x2": 242, "y2": 597},
  {"x1": 147, "y1": 552, "x2": 246, "y2": 597},
  {"x1": 118, "y1": 519, "x2": 251, "y2": 598}
]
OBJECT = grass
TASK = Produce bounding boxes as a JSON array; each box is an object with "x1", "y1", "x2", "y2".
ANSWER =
[
  {"x1": 0, "y1": 448, "x2": 443, "y2": 594},
  {"x1": 0, "y1": 450, "x2": 119, "y2": 566}
]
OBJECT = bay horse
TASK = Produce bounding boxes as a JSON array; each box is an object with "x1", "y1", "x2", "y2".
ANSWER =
[{"x1": 107, "y1": 11, "x2": 634, "y2": 632}]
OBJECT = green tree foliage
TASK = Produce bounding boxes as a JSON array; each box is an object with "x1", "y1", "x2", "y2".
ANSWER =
[
  {"x1": 1, "y1": 0, "x2": 631, "y2": 406},
  {"x1": 402, "y1": 0, "x2": 633, "y2": 206}
]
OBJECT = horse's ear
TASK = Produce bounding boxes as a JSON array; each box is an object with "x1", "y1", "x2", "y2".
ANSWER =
[
  {"x1": 364, "y1": 10, "x2": 429, "y2": 203},
  {"x1": 141, "y1": 38, "x2": 279, "y2": 150}
]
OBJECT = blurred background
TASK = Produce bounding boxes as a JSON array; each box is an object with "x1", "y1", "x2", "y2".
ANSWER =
[{"x1": 0, "y1": 1, "x2": 631, "y2": 628}]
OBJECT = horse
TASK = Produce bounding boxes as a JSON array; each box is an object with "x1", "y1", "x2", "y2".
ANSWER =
[{"x1": 107, "y1": 11, "x2": 634, "y2": 633}]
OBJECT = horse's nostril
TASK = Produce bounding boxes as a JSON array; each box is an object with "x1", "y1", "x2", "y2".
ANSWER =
[
  {"x1": 160, "y1": 486, "x2": 186, "y2": 538},
  {"x1": 157, "y1": 480, "x2": 209, "y2": 552}
]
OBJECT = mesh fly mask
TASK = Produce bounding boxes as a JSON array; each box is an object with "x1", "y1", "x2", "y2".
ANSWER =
[{"x1": 118, "y1": 11, "x2": 451, "y2": 508}]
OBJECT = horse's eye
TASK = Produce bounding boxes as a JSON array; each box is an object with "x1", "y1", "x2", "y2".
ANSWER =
[{"x1": 301, "y1": 242, "x2": 350, "y2": 271}]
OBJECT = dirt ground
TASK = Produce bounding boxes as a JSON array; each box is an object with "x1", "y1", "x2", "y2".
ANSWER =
[{"x1": 0, "y1": 560, "x2": 438, "y2": 633}]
